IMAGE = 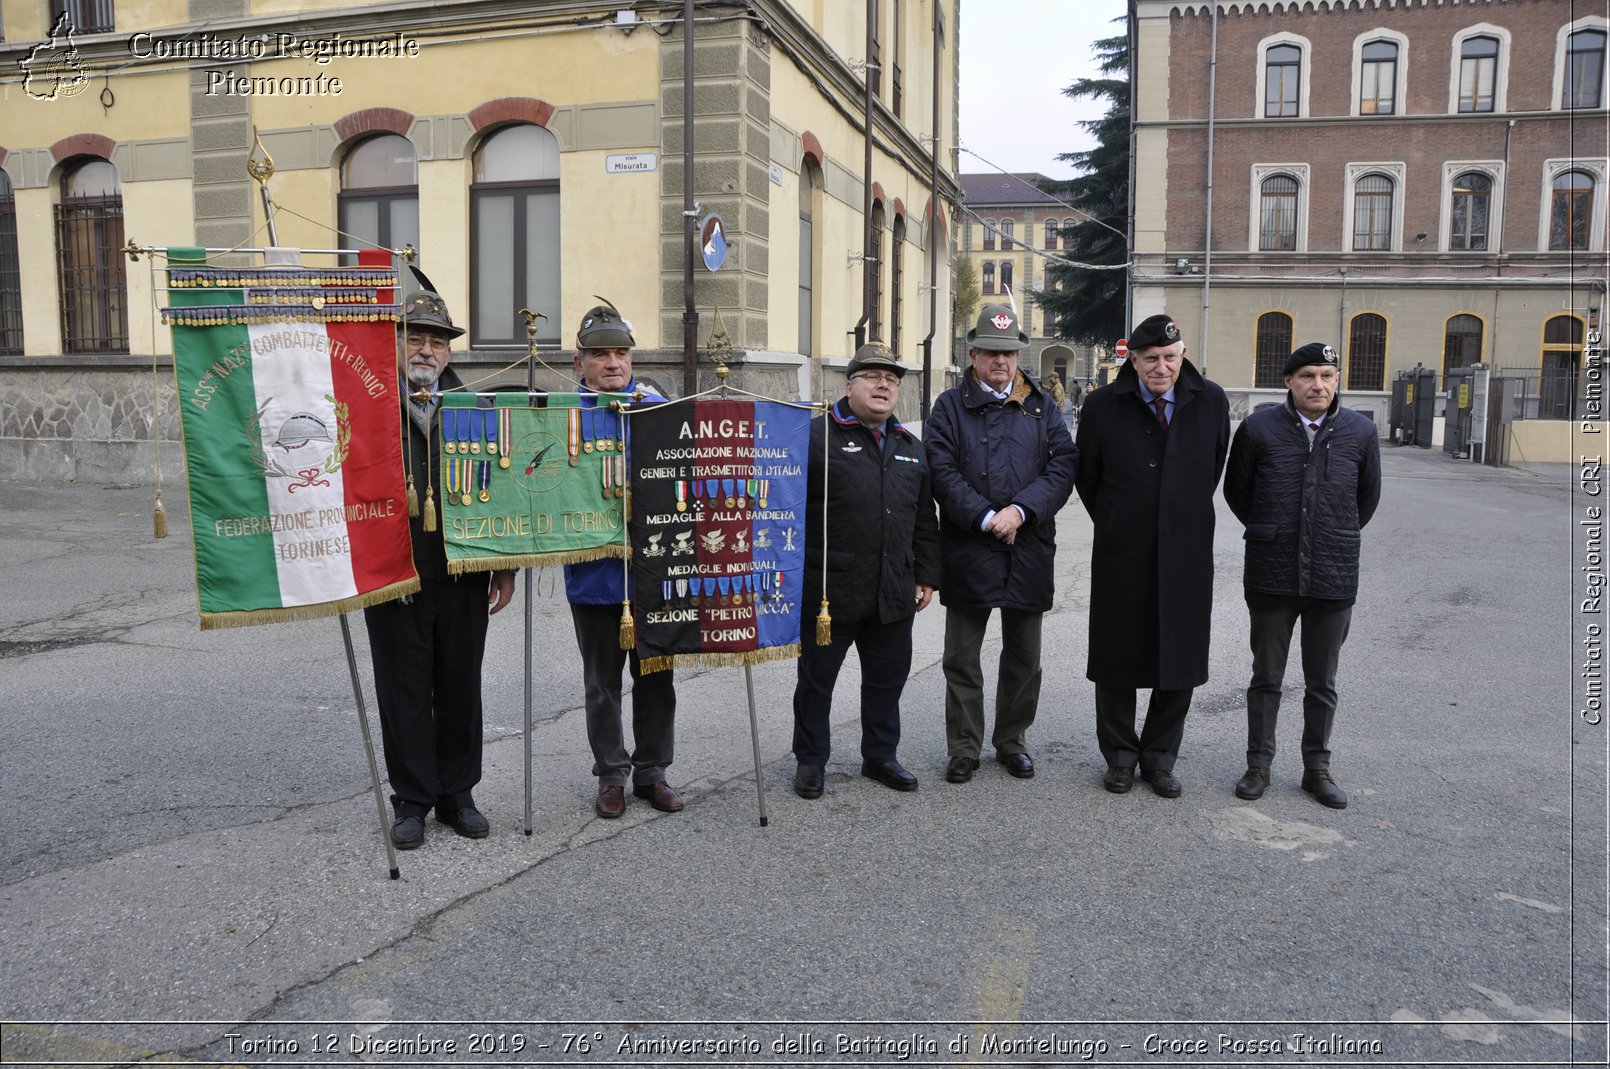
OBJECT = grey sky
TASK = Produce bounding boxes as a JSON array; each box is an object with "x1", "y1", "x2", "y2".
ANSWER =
[{"x1": 959, "y1": 0, "x2": 1129, "y2": 181}]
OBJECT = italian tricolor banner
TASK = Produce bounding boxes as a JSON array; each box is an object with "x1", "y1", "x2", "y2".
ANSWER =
[{"x1": 166, "y1": 249, "x2": 419, "y2": 629}]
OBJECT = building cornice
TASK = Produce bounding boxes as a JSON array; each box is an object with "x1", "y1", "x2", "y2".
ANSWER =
[{"x1": 1160, "y1": 0, "x2": 1532, "y2": 15}]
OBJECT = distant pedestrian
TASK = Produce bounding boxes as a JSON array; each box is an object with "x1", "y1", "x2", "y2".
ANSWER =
[{"x1": 1223, "y1": 342, "x2": 1381, "y2": 810}]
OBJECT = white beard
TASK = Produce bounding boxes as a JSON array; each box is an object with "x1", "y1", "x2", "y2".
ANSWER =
[{"x1": 405, "y1": 362, "x2": 439, "y2": 388}]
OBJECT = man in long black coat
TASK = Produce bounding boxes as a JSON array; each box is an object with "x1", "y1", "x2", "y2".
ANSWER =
[
  {"x1": 790, "y1": 342, "x2": 941, "y2": 799},
  {"x1": 1074, "y1": 314, "x2": 1229, "y2": 798}
]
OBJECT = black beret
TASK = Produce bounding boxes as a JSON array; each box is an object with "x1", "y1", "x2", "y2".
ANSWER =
[
  {"x1": 1128, "y1": 314, "x2": 1181, "y2": 350},
  {"x1": 1283, "y1": 342, "x2": 1339, "y2": 375}
]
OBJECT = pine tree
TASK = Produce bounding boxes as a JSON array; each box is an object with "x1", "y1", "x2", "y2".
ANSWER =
[{"x1": 1033, "y1": 33, "x2": 1130, "y2": 346}]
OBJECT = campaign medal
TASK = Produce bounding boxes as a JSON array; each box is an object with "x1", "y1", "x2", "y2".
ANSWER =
[
  {"x1": 478, "y1": 460, "x2": 491, "y2": 503},
  {"x1": 467, "y1": 408, "x2": 483, "y2": 454},
  {"x1": 485, "y1": 407, "x2": 499, "y2": 466},
  {"x1": 583, "y1": 407, "x2": 596, "y2": 454},
  {"x1": 703, "y1": 577, "x2": 717, "y2": 605},
  {"x1": 675, "y1": 480, "x2": 688, "y2": 512},
  {"x1": 442, "y1": 407, "x2": 458, "y2": 454},
  {"x1": 601, "y1": 456, "x2": 614, "y2": 500},
  {"x1": 442, "y1": 451, "x2": 456, "y2": 503},
  {"x1": 717, "y1": 576, "x2": 731, "y2": 606},
  {"x1": 675, "y1": 578, "x2": 688, "y2": 602},
  {"x1": 455, "y1": 410, "x2": 472, "y2": 458},
  {"x1": 459, "y1": 459, "x2": 473, "y2": 506},
  {"x1": 758, "y1": 479, "x2": 770, "y2": 508},
  {"x1": 736, "y1": 479, "x2": 749, "y2": 509},
  {"x1": 721, "y1": 479, "x2": 735, "y2": 508},
  {"x1": 568, "y1": 408, "x2": 581, "y2": 466},
  {"x1": 613, "y1": 455, "x2": 626, "y2": 499},
  {"x1": 498, "y1": 408, "x2": 512, "y2": 468},
  {"x1": 705, "y1": 479, "x2": 720, "y2": 505},
  {"x1": 598, "y1": 407, "x2": 615, "y2": 451}
]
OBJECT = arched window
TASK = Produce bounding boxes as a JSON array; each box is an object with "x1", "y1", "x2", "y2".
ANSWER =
[
  {"x1": 1459, "y1": 35, "x2": 1499, "y2": 112},
  {"x1": 981, "y1": 261, "x2": 995, "y2": 295},
  {"x1": 999, "y1": 259, "x2": 1014, "y2": 296},
  {"x1": 1044, "y1": 218, "x2": 1058, "y2": 249},
  {"x1": 798, "y1": 157, "x2": 821, "y2": 357},
  {"x1": 1347, "y1": 313, "x2": 1387, "y2": 391},
  {"x1": 1541, "y1": 315, "x2": 1585, "y2": 419},
  {"x1": 1450, "y1": 171, "x2": 1491, "y2": 250},
  {"x1": 870, "y1": 202, "x2": 886, "y2": 341},
  {"x1": 0, "y1": 170, "x2": 20, "y2": 355},
  {"x1": 982, "y1": 218, "x2": 996, "y2": 251},
  {"x1": 1359, "y1": 40, "x2": 1398, "y2": 114},
  {"x1": 1565, "y1": 28, "x2": 1607, "y2": 109},
  {"x1": 1259, "y1": 175, "x2": 1299, "y2": 251},
  {"x1": 1443, "y1": 314, "x2": 1483, "y2": 376},
  {"x1": 1265, "y1": 43, "x2": 1302, "y2": 117},
  {"x1": 339, "y1": 134, "x2": 418, "y2": 275},
  {"x1": 470, "y1": 124, "x2": 560, "y2": 346},
  {"x1": 890, "y1": 215, "x2": 906, "y2": 355},
  {"x1": 56, "y1": 158, "x2": 126, "y2": 353},
  {"x1": 1255, "y1": 311, "x2": 1292, "y2": 389},
  {"x1": 1062, "y1": 218, "x2": 1077, "y2": 250},
  {"x1": 1353, "y1": 173, "x2": 1394, "y2": 251},
  {"x1": 999, "y1": 218, "x2": 1014, "y2": 250},
  {"x1": 1551, "y1": 170, "x2": 1594, "y2": 250}
]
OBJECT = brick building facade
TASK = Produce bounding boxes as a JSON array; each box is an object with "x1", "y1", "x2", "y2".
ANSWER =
[{"x1": 1132, "y1": 0, "x2": 1608, "y2": 427}]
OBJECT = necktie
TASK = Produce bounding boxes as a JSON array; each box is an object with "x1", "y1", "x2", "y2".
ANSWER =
[
  {"x1": 1151, "y1": 396, "x2": 1169, "y2": 426},
  {"x1": 1306, "y1": 421, "x2": 1319, "y2": 450},
  {"x1": 871, "y1": 426, "x2": 885, "y2": 450}
]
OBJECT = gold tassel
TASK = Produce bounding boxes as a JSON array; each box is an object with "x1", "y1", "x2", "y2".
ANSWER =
[
  {"x1": 815, "y1": 600, "x2": 832, "y2": 645},
  {"x1": 405, "y1": 475, "x2": 419, "y2": 518},
  {"x1": 152, "y1": 494, "x2": 169, "y2": 539},
  {"x1": 422, "y1": 487, "x2": 437, "y2": 532},
  {"x1": 618, "y1": 601, "x2": 635, "y2": 650}
]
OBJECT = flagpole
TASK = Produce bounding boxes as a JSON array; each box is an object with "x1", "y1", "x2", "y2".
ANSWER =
[
  {"x1": 743, "y1": 666, "x2": 769, "y2": 827},
  {"x1": 519, "y1": 310, "x2": 541, "y2": 836},
  {"x1": 248, "y1": 134, "x2": 400, "y2": 879}
]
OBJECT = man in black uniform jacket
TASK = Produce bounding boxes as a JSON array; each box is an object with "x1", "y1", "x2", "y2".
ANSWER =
[
  {"x1": 791, "y1": 341, "x2": 941, "y2": 799},
  {"x1": 364, "y1": 291, "x2": 514, "y2": 849}
]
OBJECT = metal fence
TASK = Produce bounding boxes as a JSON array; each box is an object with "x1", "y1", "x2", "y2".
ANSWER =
[{"x1": 1492, "y1": 362, "x2": 1588, "y2": 421}]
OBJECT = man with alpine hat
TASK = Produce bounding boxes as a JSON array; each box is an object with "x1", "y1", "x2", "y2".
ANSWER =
[
  {"x1": 791, "y1": 341, "x2": 941, "y2": 798},
  {"x1": 563, "y1": 300, "x2": 683, "y2": 819},
  {"x1": 365, "y1": 290, "x2": 515, "y2": 849},
  {"x1": 925, "y1": 304, "x2": 1076, "y2": 784},
  {"x1": 1223, "y1": 341, "x2": 1381, "y2": 810},
  {"x1": 1074, "y1": 312, "x2": 1229, "y2": 798}
]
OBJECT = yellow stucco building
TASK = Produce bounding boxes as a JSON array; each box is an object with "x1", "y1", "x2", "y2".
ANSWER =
[{"x1": 0, "y1": 0, "x2": 960, "y2": 478}]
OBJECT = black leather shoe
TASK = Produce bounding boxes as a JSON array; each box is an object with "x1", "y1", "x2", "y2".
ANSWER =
[
  {"x1": 861, "y1": 758, "x2": 918, "y2": 792},
  {"x1": 1302, "y1": 769, "x2": 1348, "y2": 809},
  {"x1": 945, "y1": 756, "x2": 980, "y2": 783},
  {"x1": 1142, "y1": 768, "x2": 1183, "y2": 798},
  {"x1": 437, "y1": 806, "x2": 489, "y2": 839},
  {"x1": 997, "y1": 752, "x2": 1035, "y2": 779},
  {"x1": 390, "y1": 814, "x2": 425, "y2": 850},
  {"x1": 1234, "y1": 766, "x2": 1270, "y2": 800},
  {"x1": 793, "y1": 763, "x2": 824, "y2": 799},
  {"x1": 1103, "y1": 765, "x2": 1135, "y2": 794}
]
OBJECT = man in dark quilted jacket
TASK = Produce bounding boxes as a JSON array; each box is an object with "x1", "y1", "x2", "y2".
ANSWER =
[{"x1": 1223, "y1": 341, "x2": 1382, "y2": 810}]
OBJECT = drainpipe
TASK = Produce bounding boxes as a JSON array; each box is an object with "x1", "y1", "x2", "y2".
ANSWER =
[
  {"x1": 1198, "y1": 1, "x2": 1217, "y2": 374},
  {"x1": 1125, "y1": 0, "x2": 1137, "y2": 335},
  {"x1": 920, "y1": 0, "x2": 941, "y2": 420},
  {"x1": 681, "y1": 0, "x2": 698, "y2": 396},
  {"x1": 854, "y1": 0, "x2": 875, "y2": 352}
]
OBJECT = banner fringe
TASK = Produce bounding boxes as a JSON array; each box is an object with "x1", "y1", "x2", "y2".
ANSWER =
[
  {"x1": 638, "y1": 643, "x2": 800, "y2": 676},
  {"x1": 198, "y1": 577, "x2": 422, "y2": 630},
  {"x1": 445, "y1": 544, "x2": 627, "y2": 576}
]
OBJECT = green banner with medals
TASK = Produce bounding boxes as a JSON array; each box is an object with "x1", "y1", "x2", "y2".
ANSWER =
[{"x1": 439, "y1": 392, "x2": 630, "y2": 574}]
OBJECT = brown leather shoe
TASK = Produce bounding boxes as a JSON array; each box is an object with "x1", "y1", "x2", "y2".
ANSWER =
[
  {"x1": 632, "y1": 780, "x2": 685, "y2": 813},
  {"x1": 1234, "y1": 765, "x2": 1270, "y2": 800},
  {"x1": 595, "y1": 783, "x2": 625, "y2": 818}
]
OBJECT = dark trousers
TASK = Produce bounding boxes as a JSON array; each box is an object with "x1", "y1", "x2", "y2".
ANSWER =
[
  {"x1": 1095, "y1": 684, "x2": 1194, "y2": 773},
  {"x1": 570, "y1": 603, "x2": 677, "y2": 786},
  {"x1": 792, "y1": 609, "x2": 914, "y2": 765},
  {"x1": 363, "y1": 576, "x2": 489, "y2": 817},
  {"x1": 1246, "y1": 596, "x2": 1353, "y2": 770},
  {"x1": 943, "y1": 605, "x2": 1043, "y2": 758}
]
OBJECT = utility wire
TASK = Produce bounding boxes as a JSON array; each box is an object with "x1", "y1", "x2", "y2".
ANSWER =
[{"x1": 958, "y1": 144, "x2": 1129, "y2": 243}]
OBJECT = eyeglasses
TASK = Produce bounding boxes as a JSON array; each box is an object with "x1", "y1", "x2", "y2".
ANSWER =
[
  {"x1": 406, "y1": 333, "x2": 450, "y2": 352},
  {"x1": 852, "y1": 371, "x2": 902, "y2": 386}
]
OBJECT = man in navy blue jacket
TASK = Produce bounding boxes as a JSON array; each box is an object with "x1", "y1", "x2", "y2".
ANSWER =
[
  {"x1": 1223, "y1": 342, "x2": 1381, "y2": 810},
  {"x1": 926, "y1": 304, "x2": 1076, "y2": 784},
  {"x1": 564, "y1": 303, "x2": 682, "y2": 819}
]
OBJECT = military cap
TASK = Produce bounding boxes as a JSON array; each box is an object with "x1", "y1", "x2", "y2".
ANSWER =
[
  {"x1": 400, "y1": 290, "x2": 465, "y2": 339},
  {"x1": 1284, "y1": 341, "x2": 1340, "y2": 375},
  {"x1": 577, "y1": 300, "x2": 636, "y2": 350},
  {"x1": 1128, "y1": 313, "x2": 1181, "y2": 351},
  {"x1": 967, "y1": 304, "x2": 1029, "y2": 352},
  {"x1": 847, "y1": 340, "x2": 905, "y2": 378}
]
